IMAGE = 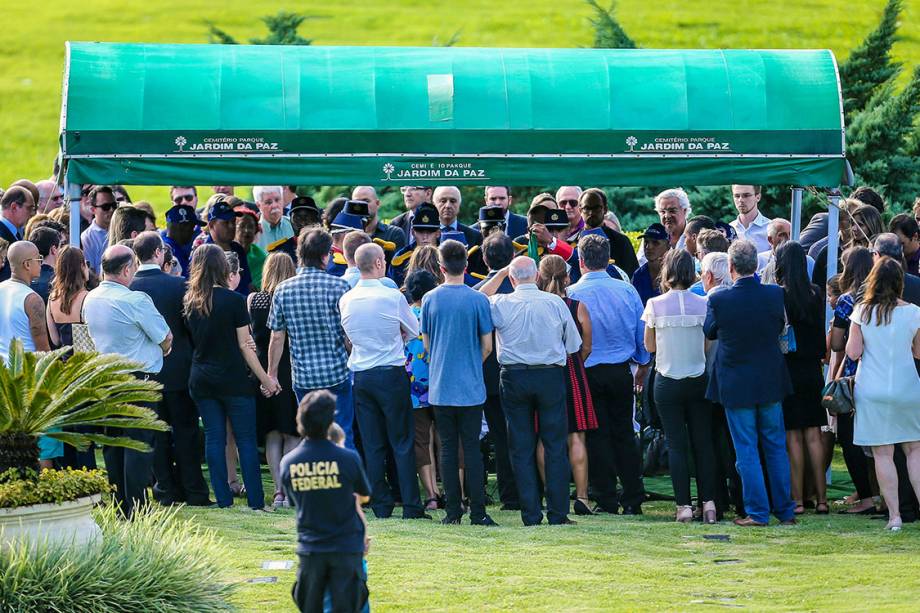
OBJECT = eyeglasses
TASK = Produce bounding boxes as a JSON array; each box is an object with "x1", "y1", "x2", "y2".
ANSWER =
[
  {"x1": 400, "y1": 186, "x2": 425, "y2": 194},
  {"x1": 173, "y1": 194, "x2": 195, "y2": 204},
  {"x1": 559, "y1": 199, "x2": 578, "y2": 208},
  {"x1": 24, "y1": 256, "x2": 43, "y2": 264},
  {"x1": 655, "y1": 207, "x2": 682, "y2": 216},
  {"x1": 92, "y1": 203, "x2": 117, "y2": 212}
]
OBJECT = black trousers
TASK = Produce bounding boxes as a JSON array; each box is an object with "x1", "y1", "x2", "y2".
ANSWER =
[
  {"x1": 711, "y1": 404, "x2": 745, "y2": 516},
  {"x1": 586, "y1": 363, "x2": 645, "y2": 510},
  {"x1": 483, "y1": 394, "x2": 519, "y2": 507},
  {"x1": 353, "y1": 366, "x2": 423, "y2": 518},
  {"x1": 837, "y1": 411, "x2": 873, "y2": 499},
  {"x1": 895, "y1": 446, "x2": 919, "y2": 522},
  {"x1": 500, "y1": 366, "x2": 570, "y2": 525},
  {"x1": 654, "y1": 374, "x2": 717, "y2": 506},
  {"x1": 103, "y1": 425, "x2": 155, "y2": 519},
  {"x1": 434, "y1": 405, "x2": 487, "y2": 521},
  {"x1": 293, "y1": 552, "x2": 366, "y2": 613},
  {"x1": 151, "y1": 389, "x2": 210, "y2": 505}
]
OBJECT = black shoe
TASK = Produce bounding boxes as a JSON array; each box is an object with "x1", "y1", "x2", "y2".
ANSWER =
[
  {"x1": 621, "y1": 505, "x2": 643, "y2": 516},
  {"x1": 407, "y1": 513, "x2": 433, "y2": 520},
  {"x1": 500, "y1": 503, "x2": 521, "y2": 511},
  {"x1": 471, "y1": 515, "x2": 498, "y2": 526},
  {"x1": 594, "y1": 504, "x2": 620, "y2": 515},
  {"x1": 185, "y1": 499, "x2": 215, "y2": 507},
  {"x1": 573, "y1": 499, "x2": 594, "y2": 516},
  {"x1": 441, "y1": 516, "x2": 461, "y2": 525},
  {"x1": 558, "y1": 518, "x2": 578, "y2": 525}
]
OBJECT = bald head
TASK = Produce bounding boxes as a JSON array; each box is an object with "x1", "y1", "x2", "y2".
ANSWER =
[
  {"x1": 508, "y1": 255, "x2": 537, "y2": 284},
  {"x1": 101, "y1": 244, "x2": 137, "y2": 285},
  {"x1": 351, "y1": 186, "x2": 380, "y2": 217},
  {"x1": 355, "y1": 243, "x2": 385, "y2": 278},
  {"x1": 8, "y1": 241, "x2": 39, "y2": 276},
  {"x1": 767, "y1": 218, "x2": 791, "y2": 250}
]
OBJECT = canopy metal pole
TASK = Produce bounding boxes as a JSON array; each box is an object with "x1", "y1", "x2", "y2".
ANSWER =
[
  {"x1": 65, "y1": 176, "x2": 81, "y2": 248},
  {"x1": 790, "y1": 187, "x2": 803, "y2": 241},
  {"x1": 825, "y1": 189, "x2": 841, "y2": 328}
]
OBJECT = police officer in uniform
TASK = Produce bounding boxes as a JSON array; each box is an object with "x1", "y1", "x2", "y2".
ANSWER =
[
  {"x1": 328, "y1": 202, "x2": 367, "y2": 277},
  {"x1": 282, "y1": 390, "x2": 371, "y2": 613},
  {"x1": 389, "y1": 203, "x2": 440, "y2": 287},
  {"x1": 467, "y1": 206, "x2": 506, "y2": 281},
  {"x1": 267, "y1": 196, "x2": 323, "y2": 261}
]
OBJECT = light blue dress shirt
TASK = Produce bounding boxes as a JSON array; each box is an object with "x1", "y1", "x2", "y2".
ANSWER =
[
  {"x1": 83, "y1": 280, "x2": 171, "y2": 373},
  {"x1": 567, "y1": 271, "x2": 651, "y2": 367}
]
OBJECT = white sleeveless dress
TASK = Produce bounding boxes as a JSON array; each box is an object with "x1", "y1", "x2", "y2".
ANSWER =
[{"x1": 853, "y1": 303, "x2": 920, "y2": 446}]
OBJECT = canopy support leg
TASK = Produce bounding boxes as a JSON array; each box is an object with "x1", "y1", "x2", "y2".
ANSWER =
[
  {"x1": 790, "y1": 187, "x2": 803, "y2": 241},
  {"x1": 825, "y1": 190, "x2": 841, "y2": 329},
  {"x1": 65, "y1": 176, "x2": 81, "y2": 248}
]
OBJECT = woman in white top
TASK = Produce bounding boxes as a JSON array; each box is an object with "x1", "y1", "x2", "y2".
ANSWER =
[
  {"x1": 846, "y1": 257, "x2": 920, "y2": 531},
  {"x1": 643, "y1": 249, "x2": 717, "y2": 524}
]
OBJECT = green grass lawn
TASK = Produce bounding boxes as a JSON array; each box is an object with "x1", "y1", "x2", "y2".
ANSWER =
[
  {"x1": 2, "y1": 0, "x2": 919, "y2": 211},
  {"x1": 177, "y1": 459, "x2": 920, "y2": 611}
]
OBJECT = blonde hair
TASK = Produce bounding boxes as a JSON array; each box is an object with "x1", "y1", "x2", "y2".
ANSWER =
[
  {"x1": 24, "y1": 214, "x2": 50, "y2": 240},
  {"x1": 261, "y1": 252, "x2": 296, "y2": 294},
  {"x1": 537, "y1": 255, "x2": 568, "y2": 297}
]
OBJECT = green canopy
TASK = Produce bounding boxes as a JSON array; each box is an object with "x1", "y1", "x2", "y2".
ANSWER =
[{"x1": 61, "y1": 43, "x2": 847, "y2": 187}]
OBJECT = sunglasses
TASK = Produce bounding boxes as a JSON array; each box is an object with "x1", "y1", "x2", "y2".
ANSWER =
[
  {"x1": 559, "y1": 199, "x2": 578, "y2": 207},
  {"x1": 92, "y1": 203, "x2": 117, "y2": 212},
  {"x1": 173, "y1": 194, "x2": 195, "y2": 204}
]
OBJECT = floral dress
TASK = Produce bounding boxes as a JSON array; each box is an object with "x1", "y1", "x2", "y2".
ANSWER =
[{"x1": 405, "y1": 305, "x2": 430, "y2": 409}]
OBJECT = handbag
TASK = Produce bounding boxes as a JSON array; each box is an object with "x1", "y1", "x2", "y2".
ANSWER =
[
  {"x1": 821, "y1": 358, "x2": 854, "y2": 416},
  {"x1": 779, "y1": 324, "x2": 797, "y2": 354},
  {"x1": 71, "y1": 302, "x2": 96, "y2": 354}
]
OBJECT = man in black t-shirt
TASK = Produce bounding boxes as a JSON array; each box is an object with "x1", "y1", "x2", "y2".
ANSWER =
[{"x1": 282, "y1": 390, "x2": 371, "y2": 613}]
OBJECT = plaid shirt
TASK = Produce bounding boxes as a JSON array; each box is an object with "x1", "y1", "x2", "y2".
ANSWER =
[{"x1": 268, "y1": 267, "x2": 351, "y2": 390}]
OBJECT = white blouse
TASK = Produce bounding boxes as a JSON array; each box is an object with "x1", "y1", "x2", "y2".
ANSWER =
[{"x1": 642, "y1": 289, "x2": 708, "y2": 380}]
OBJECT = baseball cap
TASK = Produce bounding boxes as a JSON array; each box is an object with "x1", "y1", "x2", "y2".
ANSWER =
[
  {"x1": 641, "y1": 222, "x2": 669, "y2": 241},
  {"x1": 165, "y1": 204, "x2": 204, "y2": 226},
  {"x1": 207, "y1": 198, "x2": 241, "y2": 222},
  {"x1": 411, "y1": 204, "x2": 440, "y2": 231}
]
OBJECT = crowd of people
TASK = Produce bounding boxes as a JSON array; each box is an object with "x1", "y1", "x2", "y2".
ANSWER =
[{"x1": 2, "y1": 179, "x2": 920, "y2": 535}]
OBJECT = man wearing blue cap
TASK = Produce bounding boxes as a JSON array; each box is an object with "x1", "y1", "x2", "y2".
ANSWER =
[
  {"x1": 201, "y1": 195, "x2": 252, "y2": 294},
  {"x1": 632, "y1": 223, "x2": 670, "y2": 306},
  {"x1": 161, "y1": 203, "x2": 205, "y2": 277},
  {"x1": 327, "y1": 200, "x2": 367, "y2": 277}
]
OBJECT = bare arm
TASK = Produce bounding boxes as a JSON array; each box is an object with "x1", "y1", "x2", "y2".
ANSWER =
[
  {"x1": 477, "y1": 267, "x2": 509, "y2": 297},
  {"x1": 25, "y1": 294, "x2": 50, "y2": 351},
  {"x1": 845, "y1": 321, "x2": 863, "y2": 363},
  {"x1": 422, "y1": 332, "x2": 430, "y2": 354},
  {"x1": 480, "y1": 333, "x2": 492, "y2": 362},
  {"x1": 830, "y1": 326, "x2": 846, "y2": 352},
  {"x1": 267, "y1": 329, "x2": 286, "y2": 379},
  {"x1": 577, "y1": 301, "x2": 593, "y2": 362},
  {"x1": 46, "y1": 303, "x2": 60, "y2": 347},
  {"x1": 159, "y1": 331, "x2": 173, "y2": 356},
  {"x1": 913, "y1": 329, "x2": 920, "y2": 360},
  {"x1": 237, "y1": 326, "x2": 278, "y2": 392},
  {"x1": 643, "y1": 325, "x2": 656, "y2": 355}
]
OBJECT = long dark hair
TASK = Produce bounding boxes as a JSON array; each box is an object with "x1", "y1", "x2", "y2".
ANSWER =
[
  {"x1": 840, "y1": 246, "x2": 873, "y2": 297},
  {"x1": 49, "y1": 246, "x2": 87, "y2": 315},
  {"x1": 775, "y1": 241, "x2": 819, "y2": 322},
  {"x1": 860, "y1": 257, "x2": 903, "y2": 326},
  {"x1": 183, "y1": 244, "x2": 229, "y2": 318}
]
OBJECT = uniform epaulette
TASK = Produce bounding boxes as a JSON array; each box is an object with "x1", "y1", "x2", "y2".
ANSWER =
[
  {"x1": 391, "y1": 249, "x2": 414, "y2": 267},
  {"x1": 512, "y1": 241, "x2": 528, "y2": 251},
  {"x1": 468, "y1": 271, "x2": 487, "y2": 280},
  {"x1": 267, "y1": 237, "x2": 291, "y2": 252},
  {"x1": 373, "y1": 237, "x2": 397, "y2": 252},
  {"x1": 468, "y1": 245, "x2": 481, "y2": 257},
  {"x1": 332, "y1": 251, "x2": 348, "y2": 266}
]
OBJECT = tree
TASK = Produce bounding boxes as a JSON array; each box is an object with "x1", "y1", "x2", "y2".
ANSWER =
[
  {"x1": 207, "y1": 11, "x2": 315, "y2": 46},
  {"x1": 847, "y1": 65, "x2": 920, "y2": 205},
  {"x1": 838, "y1": 0, "x2": 902, "y2": 122},
  {"x1": 587, "y1": 0, "x2": 636, "y2": 49}
]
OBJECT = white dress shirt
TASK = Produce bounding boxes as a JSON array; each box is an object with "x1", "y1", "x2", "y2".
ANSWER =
[
  {"x1": 730, "y1": 212, "x2": 771, "y2": 253},
  {"x1": 339, "y1": 278, "x2": 419, "y2": 372},
  {"x1": 489, "y1": 284, "x2": 581, "y2": 366}
]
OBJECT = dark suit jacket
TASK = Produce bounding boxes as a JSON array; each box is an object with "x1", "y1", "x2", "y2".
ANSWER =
[
  {"x1": 799, "y1": 212, "x2": 828, "y2": 252},
  {"x1": 473, "y1": 211, "x2": 528, "y2": 239},
  {"x1": 129, "y1": 268, "x2": 193, "y2": 392},
  {"x1": 30, "y1": 264, "x2": 55, "y2": 304},
  {"x1": 451, "y1": 222, "x2": 483, "y2": 248},
  {"x1": 0, "y1": 220, "x2": 18, "y2": 282},
  {"x1": 703, "y1": 276, "x2": 793, "y2": 409},
  {"x1": 904, "y1": 273, "x2": 920, "y2": 306},
  {"x1": 389, "y1": 211, "x2": 412, "y2": 242}
]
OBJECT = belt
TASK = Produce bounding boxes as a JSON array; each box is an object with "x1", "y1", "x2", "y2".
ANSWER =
[{"x1": 501, "y1": 363, "x2": 560, "y2": 371}]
